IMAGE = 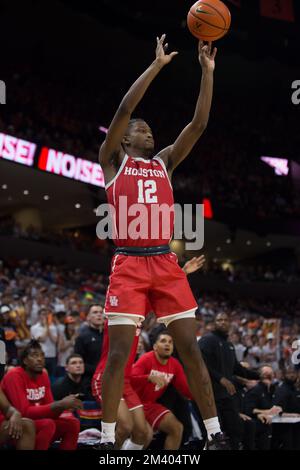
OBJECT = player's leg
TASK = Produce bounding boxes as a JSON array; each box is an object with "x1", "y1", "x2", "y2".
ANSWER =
[
  {"x1": 167, "y1": 318, "x2": 231, "y2": 448},
  {"x1": 157, "y1": 412, "x2": 183, "y2": 450},
  {"x1": 0, "y1": 418, "x2": 35, "y2": 450},
  {"x1": 143, "y1": 403, "x2": 181, "y2": 450},
  {"x1": 54, "y1": 417, "x2": 80, "y2": 450},
  {"x1": 15, "y1": 418, "x2": 36, "y2": 450},
  {"x1": 101, "y1": 323, "x2": 136, "y2": 445},
  {"x1": 34, "y1": 419, "x2": 56, "y2": 450},
  {"x1": 120, "y1": 379, "x2": 150, "y2": 450},
  {"x1": 0, "y1": 419, "x2": 10, "y2": 446},
  {"x1": 115, "y1": 399, "x2": 133, "y2": 449},
  {"x1": 130, "y1": 407, "x2": 153, "y2": 449},
  {"x1": 102, "y1": 254, "x2": 148, "y2": 446},
  {"x1": 168, "y1": 318, "x2": 217, "y2": 419},
  {"x1": 150, "y1": 255, "x2": 225, "y2": 446}
]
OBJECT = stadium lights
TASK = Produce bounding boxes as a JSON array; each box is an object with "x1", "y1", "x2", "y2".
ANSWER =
[
  {"x1": 216, "y1": 247, "x2": 221, "y2": 252},
  {"x1": 246, "y1": 240, "x2": 252, "y2": 246},
  {"x1": 226, "y1": 238, "x2": 231, "y2": 244},
  {"x1": 43, "y1": 195, "x2": 50, "y2": 200},
  {"x1": 266, "y1": 241, "x2": 272, "y2": 247},
  {"x1": 1, "y1": 184, "x2": 7, "y2": 189},
  {"x1": 23, "y1": 190, "x2": 29, "y2": 195},
  {"x1": 75, "y1": 203, "x2": 81, "y2": 209}
]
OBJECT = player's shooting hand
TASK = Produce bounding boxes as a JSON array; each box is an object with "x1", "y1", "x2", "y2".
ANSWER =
[
  {"x1": 198, "y1": 40, "x2": 217, "y2": 72},
  {"x1": 183, "y1": 255, "x2": 206, "y2": 275},
  {"x1": 155, "y1": 34, "x2": 178, "y2": 67}
]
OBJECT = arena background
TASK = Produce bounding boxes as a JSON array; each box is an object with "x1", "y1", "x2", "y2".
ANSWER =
[{"x1": 0, "y1": 0, "x2": 300, "y2": 454}]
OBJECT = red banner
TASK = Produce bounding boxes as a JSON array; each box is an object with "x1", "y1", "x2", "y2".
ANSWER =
[{"x1": 260, "y1": 0, "x2": 294, "y2": 22}]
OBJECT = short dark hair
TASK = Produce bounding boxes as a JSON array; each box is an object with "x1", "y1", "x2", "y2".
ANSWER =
[
  {"x1": 70, "y1": 310, "x2": 80, "y2": 317},
  {"x1": 66, "y1": 353, "x2": 84, "y2": 365},
  {"x1": 127, "y1": 118, "x2": 145, "y2": 133},
  {"x1": 87, "y1": 303, "x2": 103, "y2": 314},
  {"x1": 54, "y1": 311, "x2": 66, "y2": 320},
  {"x1": 20, "y1": 340, "x2": 43, "y2": 367},
  {"x1": 38, "y1": 308, "x2": 47, "y2": 316},
  {"x1": 155, "y1": 330, "x2": 173, "y2": 344}
]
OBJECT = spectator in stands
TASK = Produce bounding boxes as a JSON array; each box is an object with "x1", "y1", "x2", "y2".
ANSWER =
[
  {"x1": 1, "y1": 340, "x2": 82, "y2": 450},
  {"x1": 131, "y1": 332, "x2": 192, "y2": 450},
  {"x1": 0, "y1": 324, "x2": 5, "y2": 381},
  {"x1": 0, "y1": 305, "x2": 18, "y2": 364},
  {"x1": 56, "y1": 316, "x2": 78, "y2": 377},
  {"x1": 273, "y1": 367, "x2": 300, "y2": 414},
  {"x1": 0, "y1": 387, "x2": 35, "y2": 450},
  {"x1": 30, "y1": 308, "x2": 58, "y2": 378},
  {"x1": 272, "y1": 366, "x2": 300, "y2": 449},
  {"x1": 243, "y1": 365, "x2": 281, "y2": 450},
  {"x1": 52, "y1": 354, "x2": 92, "y2": 401},
  {"x1": 198, "y1": 312, "x2": 259, "y2": 449},
  {"x1": 53, "y1": 311, "x2": 67, "y2": 377},
  {"x1": 230, "y1": 332, "x2": 246, "y2": 363},
  {"x1": 263, "y1": 334, "x2": 279, "y2": 371},
  {"x1": 74, "y1": 304, "x2": 104, "y2": 377},
  {"x1": 69, "y1": 310, "x2": 82, "y2": 335}
]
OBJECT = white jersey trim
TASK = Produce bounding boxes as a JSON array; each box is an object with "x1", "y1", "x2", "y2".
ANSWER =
[
  {"x1": 153, "y1": 156, "x2": 173, "y2": 189},
  {"x1": 105, "y1": 154, "x2": 129, "y2": 190},
  {"x1": 152, "y1": 409, "x2": 171, "y2": 429},
  {"x1": 128, "y1": 404, "x2": 144, "y2": 412},
  {"x1": 157, "y1": 308, "x2": 197, "y2": 327},
  {"x1": 131, "y1": 157, "x2": 153, "y2": 163}
]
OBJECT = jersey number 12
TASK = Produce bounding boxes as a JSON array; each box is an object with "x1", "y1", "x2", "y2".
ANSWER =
[{"x1": 137, "y1": 180, "x2": 158, "y2": 204}]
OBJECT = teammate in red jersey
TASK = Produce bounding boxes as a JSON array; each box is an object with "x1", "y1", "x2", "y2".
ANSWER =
[
  {"x1": 131, "y1": 332, "x2": 192, "y2": 450},
  {"x1": 0, "y1": 387, "x2": 35, "y2": 449},
  {"x1": 93, "y1": 256, "x2": 205, "y2": 450},
  {"x1": 99, "y1": 35, "x2": 226, "y2": 449},
  {"x1": 1, "y1": 340, "x2": 82, "y2": 450},
  {"x1": 92, "y1": 321, "x2": 151, "y2": 450}
]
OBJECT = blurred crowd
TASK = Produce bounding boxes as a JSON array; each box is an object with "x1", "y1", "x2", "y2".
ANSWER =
[
  {"x1": 0, "y1": 217, "x2": 109, "y2": 254},
  {"x1": 0, "y1": 257, "x2": 300, "y2": 450},
  {"x1": 0, "y1": 258, "x2": 299, "y2": 372},
  {"x1": 1, "y1": 68, "x2": 300, "y2": 220}
]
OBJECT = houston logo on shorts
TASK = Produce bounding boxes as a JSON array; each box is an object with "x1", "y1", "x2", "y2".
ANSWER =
[{"x1": 109, "y1": 295, "x2": 119, "y2": 307}]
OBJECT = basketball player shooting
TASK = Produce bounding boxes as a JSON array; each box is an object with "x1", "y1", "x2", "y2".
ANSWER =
[{"x1": 99, "y1": 35, "x2": 227, "y2": 449}]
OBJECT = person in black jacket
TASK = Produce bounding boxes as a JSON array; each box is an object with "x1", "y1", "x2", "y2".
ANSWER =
[
  {"x1": 0, "y1": 325, "x2": 5, "y2": 381},
  {"x1": 243, "y1": 365, "x2": 281, "y2": 449},
  {"x1": 198, "y1": 312, "x2": 259, "y2": 449},
  {"x1": 74, "y1": 304, "x2": 104, "y2": 377},
  {"x1": 51, "y1": 354, "x2": 93, "y2": 401},
  {"x1": 272, "y1": 366, "x2": 300, "y2": 449}
]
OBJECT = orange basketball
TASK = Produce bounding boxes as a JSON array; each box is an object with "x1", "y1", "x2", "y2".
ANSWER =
[{"x1": 187, "y1": 0, "x2": 231, "y2": 41}]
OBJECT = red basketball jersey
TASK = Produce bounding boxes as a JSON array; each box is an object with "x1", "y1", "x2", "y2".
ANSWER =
[{"x1": 105, "y1": 155, "x2": 174, "y2": 247}]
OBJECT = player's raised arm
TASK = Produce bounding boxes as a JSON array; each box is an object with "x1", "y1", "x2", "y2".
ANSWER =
[
  {"x1": 99, "y1": 34, "x2": 178, "y2": 169},
  {"x1": 159, "y1": 41, "x2": 217, "y2": 172}
]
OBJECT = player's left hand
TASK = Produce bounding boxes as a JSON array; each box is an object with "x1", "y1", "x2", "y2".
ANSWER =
[
  {"x1": 198, "y1": 41, "x2": 217, "y2": 72},
  {"x1": 183, "y1": 255, "x2": 206, "y2": 275}
]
